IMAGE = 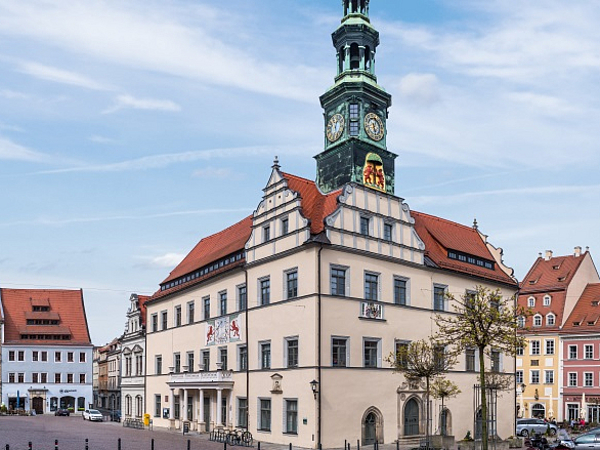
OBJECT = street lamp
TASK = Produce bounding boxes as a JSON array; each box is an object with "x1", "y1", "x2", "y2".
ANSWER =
[{"x1": 309, "y1": 379, "x2": 319, "y2": 399}]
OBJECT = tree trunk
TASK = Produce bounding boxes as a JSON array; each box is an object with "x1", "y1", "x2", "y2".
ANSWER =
[
  {"x1": 479, "y1": 346, "x2": 488, "y2": 450},
  {"x1": 426, "y1": 377, "x2": 431, "y2": 449}
]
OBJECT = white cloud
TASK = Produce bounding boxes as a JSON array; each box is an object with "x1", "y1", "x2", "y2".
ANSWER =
[
  {"x1": 192, "y1": 167, "x2": 234, "y2": 179},
  {"x1": 89, "y1": 135, "x2": 117, "y2": 144},
  {"x1": 102, "y1": 94, "x2": 181, "y2": 114},
  {"x1": 0, "y1": 89, "x2": 30, "y2": 99},
  {"x1": 145, "y1": 253, "x2": 186, "y2": 269},
  {"x1": 17, "y1": 61, "x2": 112, "y2": 91},
  {"x1": 0, "y1": 136, "x2": 48, "y2": 162},
  {"x1": 508, "y1": 92, "x2": 579, "y2": 116},
  {"x1": 397, "y1": 73, "x2": 441, "y2": 107}
]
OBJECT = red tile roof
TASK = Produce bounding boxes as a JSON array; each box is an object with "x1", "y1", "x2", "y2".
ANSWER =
[
  {"x1": 519, "y1": 254, "x2": 586, "y2": 293},
  {"x1": 137, "y1": 294, "x2": 150, "y2": 327},
  {"x1": 0, "y1": 288, "x2": 91, "y2": 345},
  {"x1": 561, "y1": 283, "x2": 600, "y2": 332},
  {"x1": 411, "y1": 210, "x2": 517, "y2": 286}
]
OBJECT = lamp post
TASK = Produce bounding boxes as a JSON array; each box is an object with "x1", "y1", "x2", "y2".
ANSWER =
[{"x1": 310, "y1": 379, "x2": 319, "y2": 399}]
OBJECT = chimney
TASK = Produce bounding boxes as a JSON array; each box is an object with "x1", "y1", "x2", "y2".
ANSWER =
[
  {"x1": 545, "y1": 250, "x2": 553, "y2": 261},
  {"x1": 574, "y1": 246, "x2": 582, "y2": 257}
]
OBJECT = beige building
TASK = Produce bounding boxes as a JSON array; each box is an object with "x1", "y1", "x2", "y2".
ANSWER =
[{"x1": 144, "y1": 1, "x2": 519, "y2": 447}]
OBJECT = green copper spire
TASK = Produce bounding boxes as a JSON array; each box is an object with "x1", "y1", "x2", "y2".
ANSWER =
[{"x1": 315, "y1": 0, "x2": 397, "y2": 195}]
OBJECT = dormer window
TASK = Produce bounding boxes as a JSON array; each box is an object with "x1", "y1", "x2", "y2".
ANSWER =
[
  {"x1": 528, "y1": 297, "x2": 535, "y2": 308},
  {"x1": 552, "y1": 264, "x2": 560, "y2": 270},
  {"x1": 543, "y1": 295, "x2": 551, "y2": 307},
  {"x1": 593, "y1": 301, "x2": 599, "y2": 307},
  {"x1": 517, "y1": 316, "x2": 525, "y2": 328},
  {"x1": 558, "y1": 276, "x2": 566, "y2": 282},
  {"x1": 533, "y1": 314, "x2": 542, "y2": 327},
  {"x1": 546, "y1": 313, "x2": 555, "y2": 326}
]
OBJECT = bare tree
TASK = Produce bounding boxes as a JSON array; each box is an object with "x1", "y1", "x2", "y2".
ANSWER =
[
  {"x1": 430, "y1": 378, "x2": 461, "y2": 436},
  {"x1": 434, "y1": 286, "x2": 527, "y2": 450},
  {"x1": 387, "y1": 339, "x2": 457, "y2": 447}
]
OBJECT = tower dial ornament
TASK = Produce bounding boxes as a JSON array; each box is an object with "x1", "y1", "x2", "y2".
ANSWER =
[
  {"x1": 326, "y1": 113, "x2": 345, "y2": 142},
  {"x1": 364, "y1": 113, "x2": 384, "y2": 141}
]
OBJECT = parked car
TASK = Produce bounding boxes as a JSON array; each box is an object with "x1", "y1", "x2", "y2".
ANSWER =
[
  {"x1": 109, "y1": 410, "x2": 121, "y2": 422},
  {"x1": 54, "y1": 408, "x2": 70, "y2": 416},
  {"x1": 573, "y1": 432, "x2": 600, "y2": 450},
  {"x1": 82, "y1": 409, "x2": 103, "y2": 421},
  {"x1": 516, "y1": 418, "x2": 557, "y2": 437}
]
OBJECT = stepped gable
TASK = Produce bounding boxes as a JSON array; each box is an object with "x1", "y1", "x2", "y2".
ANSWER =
[
  {"x1": 411, "y1": 210, "x2": 517, "y2": 286},
  {"x1": 0, "y1": 288, "x2": 91, "y2": 345},
  {"x1": 282, "y1": 172, "x2": 341, "y2": 234},
  {"x1": 562, "y1": 283, "x2": 600, "y2": 332}
]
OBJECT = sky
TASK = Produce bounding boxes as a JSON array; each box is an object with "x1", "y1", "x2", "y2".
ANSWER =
[{"x1": 1, "y1": 0, "x2": 599, "y2": 345}]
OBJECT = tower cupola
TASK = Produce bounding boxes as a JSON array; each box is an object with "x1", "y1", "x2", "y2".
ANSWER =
[{"x1": 343, "y1": 0, "x2": 370, "y2": 17}]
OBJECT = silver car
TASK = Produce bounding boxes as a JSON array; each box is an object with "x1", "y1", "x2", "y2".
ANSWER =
[
  {"x1": 516, "y1": 418, "x2": 557, "y2": 437},
  {"x1": 573, "y1": 433, "x2": 600, "y2": 450}
]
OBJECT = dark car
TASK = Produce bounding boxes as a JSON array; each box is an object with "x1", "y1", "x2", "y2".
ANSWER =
[
  {"x1": 516, "y1": 418, "x2": 557, "y2": 437},
  {"x1": 54, "y1": 408, "x2": 70, "y2": 416},
  {"x1": 109, "y1": 410, "x2": 121, "y2": 422}
]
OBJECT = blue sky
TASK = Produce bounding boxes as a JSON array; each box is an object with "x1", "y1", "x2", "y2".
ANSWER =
[{"x1": 1, "y1": 0, "x2": 599, "y2": 345}]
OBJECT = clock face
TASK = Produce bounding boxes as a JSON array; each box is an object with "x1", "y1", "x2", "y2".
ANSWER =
[
  {"x1": 326, "y1": 113, "x2": 345, "y2": 142},
  {"x1": 364, "y1": 113, "x2": 384, "y2": 141}
]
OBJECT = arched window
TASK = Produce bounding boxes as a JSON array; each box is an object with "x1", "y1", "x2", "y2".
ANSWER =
[
  {"x1": 125, "y1": 395, "x2": 132, "y2": 416},
  {"x1": 533, "y1": 314, "x2": 542, "y2": 327},
  {"x1": 547, "y1": 313, "x2": 556, "y2": 326},
  {"x1": 350, "y1": 43, "x2": 360, "y2": 70},
  {"x1": 528, "y1": 297, "x2": 535, "y2": 307},
  {"x1": 518, "y1": 316, "x2": 526, "y2": 328},
  {"x1": 531, "y1": 403, "x2": 546, "y2": 418}
]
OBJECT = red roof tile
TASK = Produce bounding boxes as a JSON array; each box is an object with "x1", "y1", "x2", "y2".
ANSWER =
[
  {"x1": 0, "y1": 288, "x2": 91, "y2": 345},
  {"x1": 137, "y1": 294, "x2": 150, "y2": 327},
  {"x1": 411, "y1": 210, "x2": 517, "y2": 286},
  {"x1": 562, "y1": 283, "x2": 600, "y2": 332},
  {"x1": 519, "y1": 254, "x2": 586, "y2": 293}
]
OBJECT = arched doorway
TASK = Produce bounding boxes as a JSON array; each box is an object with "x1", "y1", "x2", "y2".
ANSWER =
[
  {"x1": 440, "y1": 408, "x2": 452, "y2": 436},
  {"x1": 531, "y1": 403, "x2": 546, "y2": 419},
  {"x1": 404, "y1": 398, "x2": 420, "y2": 436},
  {"x1": 361, "y1": 407, "x2": 384, "y2": 445}
]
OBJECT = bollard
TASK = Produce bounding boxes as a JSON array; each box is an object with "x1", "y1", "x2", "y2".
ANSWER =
[
  {"x1": 290, "y1": 443, "x2": 293, "y2": 450},
  {"x1": 151, "y1": 438, "x2": 155, "y2": 450},
  {"x1": 5, "y1": 444, "x2": 9, "y2": 450},
  {"x1": 345, "y1": 440, "x2": 347, "y2": 450},
  {"x1": 224, "y1": 441, "x2": 227, "y2": 450},
  {"x1": 357, "y1": 440, "x2": 360, "y2": 450},
  {"x1": 188, "y1": 439, "x2": 191, "y2": 450},
  {"x1": 118, "y1": 438, "x2": 121, "y2": 450},
  {"x1": 396, "y1": 441, "x2": 399, "y2": 450},
  {"x1": 85, "y1": 438, "x2": 89, "y2": 450},
  {"x1": 258, "y1": 442, "x2": 261, "y2": 450},
  {"x1": 28, "y1": 442, "x2": 32, "y2": 450},
  {"x1": 55, "y1": 439, "x2": 58, "y2": 450},
  {"x1": 348, "y1": 443, "x2": 350, "y2": 450}
]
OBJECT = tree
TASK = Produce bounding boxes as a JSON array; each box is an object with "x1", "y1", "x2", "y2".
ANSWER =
[
  {"x1": 430, "y1": 378, "x2": 461, "y2": 435},
  {"x1": 434, "y1": 285, "x2": 527, "y2": 450},
  {"x1": 387, "y1": 339, "x2": 457, "y2": 448}
]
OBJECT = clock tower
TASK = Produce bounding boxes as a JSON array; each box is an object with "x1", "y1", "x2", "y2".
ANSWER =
[{"x1": 315, "y1": 0, "x2": 397, "y2": 194}]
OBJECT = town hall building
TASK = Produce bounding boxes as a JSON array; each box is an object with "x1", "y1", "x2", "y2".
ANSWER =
[{"x1": 144, "y1": 1, "x2": 519, "y2": 447}]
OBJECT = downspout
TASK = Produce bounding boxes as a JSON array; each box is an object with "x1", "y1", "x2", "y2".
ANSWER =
[
  {"x1": 317, "y1": 244, "x2": 323, "y2": 448},
  {"x1": 245, "y1": 268, "x2": 250, "y2": 429}
]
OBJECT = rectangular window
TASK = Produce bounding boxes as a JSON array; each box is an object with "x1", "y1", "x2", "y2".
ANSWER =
[
  {"x1": 349, "y1": 103, "x2": 359, "y2": 119},
  {"x1": 545, "y1": 340, "x2": 555, "y2": 355},
  {"x1": 260, "y1": 278, "x2": 270, "y2": 306},
  {"x1": 331, "y1": 267, "x2": 347, "y2": 296},
  {"x1": 491, "y1": 350, "x2": 500, "y2": 372},
  {"x1": 569, "y1": 372, "x2": 577, "y2": 386},
  {"x1": 364, "y1": 273, "x2": 378, "y2": 300},
  {"x1": 41, "y1": 373, "x2": 48, "y2": 383},
  {"x1": 155, "y1": 395, "x2": 161, "y2": 417},
  {"x1": 569, "y1": 345, "x2": 577, "y2": 359},
  {"x1": 364, "y1": 339, "x2": 380, "y2": 368},
  {"x1": 434, "y1": 345, "x2": 446, "y2": 370},
  {"x1": 585, "y1": 372, "x2": 593, "y2": 387},
  {"x1": 220, "y1": 348, "x2": 228, "y2": 370},
  {"x1": 55, "y1": 373, "x2": 61, "y2": 383},
  {"x1": 55, "y1": 351, "x2": 61, "y2": 362},
  {"x1": 383, "y1": 223, "x2": 393, "y2": 241},
  {"x1": 466, "y1": 348, "x2": 476, "y2": 372},
  {"x1": 516, "y1": 345, "x2": 523, "y2": 356},
  {"x1": 238, "y1": 398, "x2": 248, "y2": 428},
  {"x1": 41, "y1": 351, "x2": 48, "y2": 362},
  {"x1": 79, "y1": 352, "x2": 86, "y2": 363},
  {"x1": 516, "y1": 370, "x2": 523, "y2": 384},
  {"x1": 585, "y1": 344, "x2": 593, "y2": 359},
  {"x1": 203, "y1": 296, "x2": 210, "y2": 320},
  {"x1": 32, "y1": 373, "x2": 39, "y2": 383},
  {"x1": 263, "y1": 225, "x2": 271, "y2": 242},
  {"x1": 239, "y1": 346, "x2": 248, "y2": 371},
  {"x1": 67, "y1": 373, "x2": 74, "y2": 384},
  {"x1": 287, "y1": 338, "x2": 299, "y2": 368},
  {"x1": 8, "y1": 373, "x2": 15, "y2": 383},
  {"x1": 261, "y1": 342, "x2": 271, "y2": 369},
  {"x1": 202, "y1": 350, "x2": 210, "y2": 371},
  {"x1": 32, "y1": 351, "x2": 39, "y2": 362},
  {"x1": 8, "y1": 351, "x2": 15, "y2": 361},
  {"x1": 281, "y1": 217, "x2": 289, "y2": 235},
  {"x1": 161, "y1": 311, "x2": 168, "y2": 330},
  {"x1": 332, "y1": 337, "x2": 348, "y2": 367},
  {"x1": 174, "y1": 395, "x2": 180, "y2": 420},
  {"x1": 394, "y1": 278, "x2": 407, "y2": 305},
  {"x1": 79, "y1": 373, "x2": 86, "y2": 384},
  {"x1": 434, "y1": 285, "x2": 446, "y2": 311},
  {"x1": 259, "y1": 399, "x2": 271, "y2": 431},
  {"x1": 155, "y1": 355, "x2": 162, "y2": 375},
  {"x1": 18, "y1": 373, "x2": 24, "y2": 383},
  {"x1": 187, "y1": 301, "x2": 195, "y2": 324},
  {"x1": 187, "y1": 352, "x2": 194, "y2": 372},
  {"x1": 174, "y1": 353, "x2": 181, "y2": 373},
  {"x1": 286, "y1": 270, "x2": 298, "y2": 299},
  {"x1": 531, "y1": 370, "x2": 540, "y2": 384},
  {"x1": 67, "y1": 352, "x2": 74, "y2": 363},
  {"x1": 220, "y1": 291, "x2": 228, "y2": 316},
  {"x1": 545, "y1": 370, "x2": 554, "y2": 384},
  {"x1": 152, "y1": 314, "x2": 158, "y2": 332},
  {"x1": 175, "y1": 305, "x2": 182, "y2": 327},
  {"x1": 395, "y1": 341, "x2": 409, "y2": 368},
  {"x1": 238, "y1": 285, "x2": 247, "y2": 311},
  {"x1": 18, "y1": 351, "x2": 24, "y2": 362},
  {"x1": 285, "y1": 400, "x2": 298, "y2": 434},
  {"x1": 530, "y1": 340, "x2": 541, "y2": 355},
  {"x1": 360, "y1": 216, "x2": 370, "y2": 236}
]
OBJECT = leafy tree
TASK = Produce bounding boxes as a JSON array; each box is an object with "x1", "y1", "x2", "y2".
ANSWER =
[
  {"x1": 430, "y1": 378, "x2": 461, "y2": 436},
  {"x1": 434, "y1": 285, "x2": 527, "y2": 450},
  {"x1": 387, "y1": 339, "x2": 457, "y2": 447}
]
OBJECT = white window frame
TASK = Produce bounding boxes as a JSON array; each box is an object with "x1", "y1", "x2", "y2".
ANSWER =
[
  {"x1": 284, "y1": 336, "x2": 299, "y2": 369},
  {"x1": 585, "y1": 372, "x2": 594, "y2": 387},
  {"x1": 516, "y1": 370, "x2": 524, "y2": 384},
  {"x1": 530, "y1": 369, "x2": 540, "y2": 384},
  {"x1": 544, "y1": 370, "x2": 554, "y2": 384},
  {"x1": 528, "y1": 296, "x2": 535, "y2": 307},
  {"x1": 330, "y1": 265, "x2": 350, "y2": 297},
  {"x1": 331, "y1": 336, "x2": 350, "y2": 367},
  {"x1": 568, "y1": 372, "x2": 577, "y2": 387},
  {"x1": 530, "y1": 340, "x2": 541, "y2": 355},
  {"x1": 585, "y1": 344, "x2": 594, "y2": 359},
  {"x1": 543, "y1": 295, "x2": 551, "y2": 306},
  {"x1": 545, "y1": 339, "x2": 555, "y2": 355},
  {"x1": 569, "y1": 345, "x2": 578, "y2": 359},
  {"x1": 533, "y1": 314, "x2": 542, "y2": 327},
  {"x1": 546, "y1": 313, "x2": 555, "y2": 326}
]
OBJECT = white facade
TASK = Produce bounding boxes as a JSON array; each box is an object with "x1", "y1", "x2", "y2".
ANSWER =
[
  {"x1": 1, "y1": 344, "x2": 93, "y2": 413},
  {"x1": 121, "y1": 293, "x2": 146, "y2": 419}
]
